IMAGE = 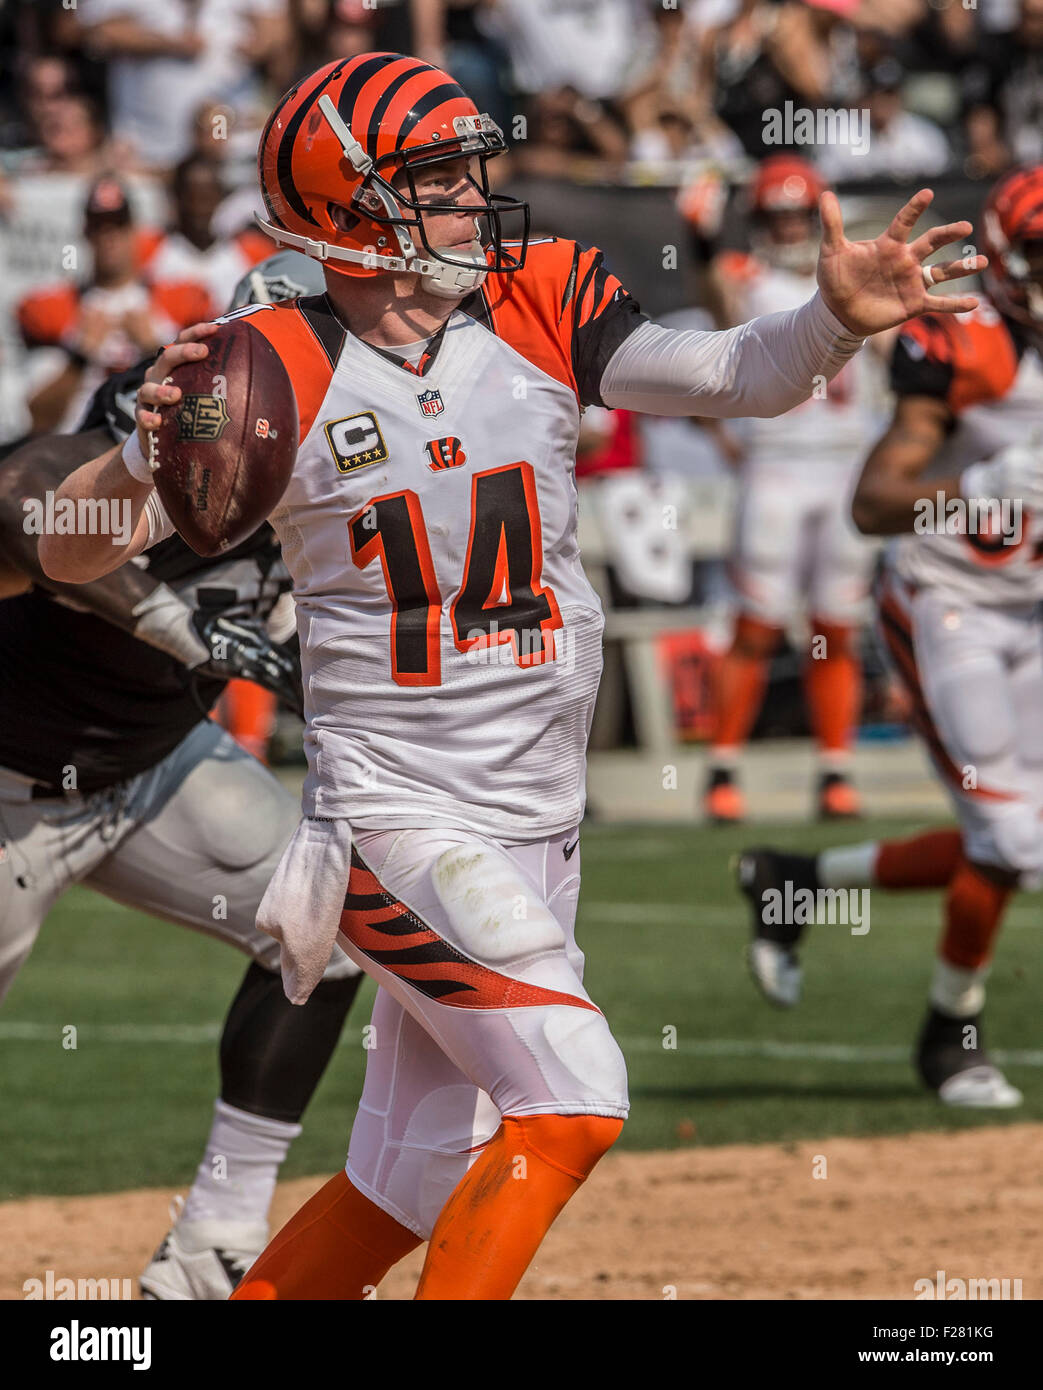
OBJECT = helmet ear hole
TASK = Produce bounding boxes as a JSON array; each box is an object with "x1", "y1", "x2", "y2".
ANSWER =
[{"x1": 329, "y1": 203, "x2": 361, "y2": 233}]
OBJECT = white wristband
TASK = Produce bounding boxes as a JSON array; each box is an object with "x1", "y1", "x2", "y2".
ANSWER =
[{"x1": 122, "y1": 432, "x2": 157, "y2": 485}]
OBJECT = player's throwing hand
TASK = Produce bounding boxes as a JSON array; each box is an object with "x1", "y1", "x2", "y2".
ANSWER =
[
  {"x1": 134, "y1": 321, "x2": 217, "y2": 447},
  {"x1": 817, "y1": 188, "x2": 986, "y2": 338}
]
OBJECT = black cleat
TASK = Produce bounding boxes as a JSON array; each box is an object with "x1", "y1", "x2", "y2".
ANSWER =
[
  {"x1": 915, "y1": 1007, "x2": 1022, "y2": 1108},
  {"x1": 733, "y1": 848, "x2": 819, "y2": 1008}
]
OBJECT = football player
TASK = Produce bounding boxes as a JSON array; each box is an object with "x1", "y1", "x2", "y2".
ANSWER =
[
  {"x1": 704, "y1": 156, "x2": 884, "y2": 824},
  {"x1": 1, "y1": 252, "x2": 367, "y2": 1298},
  {"x1": 737, "y1": 165, "x2": 1043, "y2": 1109},
  {"x1": 42, "y1": 54, "x2": 985, "y2": 1300}
]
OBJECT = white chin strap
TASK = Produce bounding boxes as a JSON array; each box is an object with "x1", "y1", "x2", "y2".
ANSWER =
[{"x1": 255, "y1": 215, "x2": 489, "y2": 297}]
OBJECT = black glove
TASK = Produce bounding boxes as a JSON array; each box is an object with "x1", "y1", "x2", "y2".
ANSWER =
[{"x1": 191, "y1": 610, "x2": 304, "y2": 717}]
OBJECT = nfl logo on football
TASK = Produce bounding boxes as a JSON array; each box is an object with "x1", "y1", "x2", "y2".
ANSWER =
[{"x1": 417, "y1": 388, "x2": 444, "y2": 419}]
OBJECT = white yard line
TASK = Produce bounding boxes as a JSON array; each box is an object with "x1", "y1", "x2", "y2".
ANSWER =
[{"x1": 2, "y1": 1020, "x2": 1041, "y2": 1067}]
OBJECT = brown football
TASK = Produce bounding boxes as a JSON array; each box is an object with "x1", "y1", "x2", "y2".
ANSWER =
[{"x1": 150, "y1": 320, "x2": 298, "y2": 557}]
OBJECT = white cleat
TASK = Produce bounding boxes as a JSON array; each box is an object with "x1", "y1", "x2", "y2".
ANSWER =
[
  {"x1": 937, "y1": 1065, "x2": 1023, "y2": 1110},
  {"x1": 746, "y1": 938, "x2": 802, "y2": 1009},
  {"x1": 140, "y1": 1201, "x2": 268, "y2": 1300}
]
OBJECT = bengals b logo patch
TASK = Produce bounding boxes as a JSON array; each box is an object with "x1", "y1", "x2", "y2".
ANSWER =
[{"x1": 424, "y1": 436, "x2": 467, "y2": 471}]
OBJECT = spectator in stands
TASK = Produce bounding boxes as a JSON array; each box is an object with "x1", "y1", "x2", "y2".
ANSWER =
[
  {"x1": 961, "y1": 0, "x2": 1043, "y2": 175},
  {"x1": 698, "y1": 0, "x2": 861, "y2": 159},
  {"x1": 137, "y1": 154, "x2": 272, "y2": 316},
  {"x1": 441, "y1": 2, "x2": 511, "y2": 133},
  {"x1": 77, "y1": 0, "x2": 289, "y2": 170},
  {"x1": 486, "y1": 0, "x2": 656, "y2": 103},
  {"x1": 291, "y1": 0, "x2": 446, "y2": 73},
  {"x1": 7, "y1": 54, "x2": 76, "y2": 150},
  {"x1": 624, "y1": 1, "x2": 743, "y2": 171},
  {"x1": 816, "y1": 56, "x2": 950, "y2": 182},
  {"x1": 512, "y1": 85, "x2": 629, "y2": 181},
  {"x1": 11, "y1": 91, "x2": 110, "y2": 176},
  {"x1": 16, "y1": 176, "x2": 210, "y2": 433}
]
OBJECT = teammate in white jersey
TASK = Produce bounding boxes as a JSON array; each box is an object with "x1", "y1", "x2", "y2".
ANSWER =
[
  {"x1": 704, "y1": 156, "x2": 883, "y2": 825},
  {"x1": 42, "y1": 53, "x2": 986, "y2": 1299},
  {"x1": 737, "y1": 165, "x2": 1043, "y2": 1109}
]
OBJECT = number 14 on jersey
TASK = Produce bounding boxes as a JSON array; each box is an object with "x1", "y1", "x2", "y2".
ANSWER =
[{"x1": 349, "y1": 461, "x2": 563, "y2": 686}]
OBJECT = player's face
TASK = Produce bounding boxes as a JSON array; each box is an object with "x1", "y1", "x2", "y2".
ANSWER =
[
  {"x1": 399, "y1": 156, "x2": 487, "y2": 251},
  {"x1": 767, "y1": 209, "x2": 815, "y2": 246},
  {"x1": 87, "y1": 219, "x2": 135, "y2": 280}
]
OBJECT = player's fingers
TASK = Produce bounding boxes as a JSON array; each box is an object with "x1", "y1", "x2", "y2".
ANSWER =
[
  {"x1": 919, "y1": 292, "x2": 980, "y2": 315},
  {"x1": 175, "y1": 321, "x2": 219, "y2": 344},
  {"x1": 137, "y1": 379, "x2": 180, "y2": 408},
  {"x1": 818, "y1": 191, "x2": 845, "y2": 250},
  {"x1": 909, "y1": 221, "x2": 974, "y2": 261},
  {"x1": 143, "y1": 339, "x2": 210, "y2": 386},
  {"x1": 926, "y1": 254, "x2": 988, "y2": 286},
  {"x1": 884, "y1": 188, "x2": 933, "y2": 243}
]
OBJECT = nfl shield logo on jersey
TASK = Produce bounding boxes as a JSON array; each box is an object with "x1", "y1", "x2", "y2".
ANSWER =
[{"x1": 416, "y1": 388, "x2": 445, "y2": 419}]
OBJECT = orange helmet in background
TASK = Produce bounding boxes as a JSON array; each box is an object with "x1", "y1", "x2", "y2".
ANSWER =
[
  {"x1": 749, "y1": 155, "x2": 826, "y2": 275},
  {"x1": 751, "y1": 155, "x2": 826, "y2": 217},
  {"x1": 257, "y1": 53, "x2": 529, "y2": 298},
  {"x1": 981, "y1": 165, "x2": 1043, "y2": 342}
]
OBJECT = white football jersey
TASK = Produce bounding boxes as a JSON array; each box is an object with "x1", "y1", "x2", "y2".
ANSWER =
[
  {"x1": 238, "y1": 240, "x2": 644, "y2": 840},
  {"x1": 721, "y1": 254, "x2": 881, "y2": 468},
  {"x1": 887, "y1": 304, "x2": 1043, "y2": 605}
]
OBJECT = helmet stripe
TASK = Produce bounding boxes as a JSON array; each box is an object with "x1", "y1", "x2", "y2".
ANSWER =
[
  {"x1": 367, "y1": 63, "x2": 432, "y2": 145},
  {"x1": 336, "y1": 53, "x2": 406, "y2": 152},
  {"x1": 275, "y1": 64, "x2": 341, "y2": 227},
  {"x1": 394, "y1": 82, "x2": 470, "y2": 150}
]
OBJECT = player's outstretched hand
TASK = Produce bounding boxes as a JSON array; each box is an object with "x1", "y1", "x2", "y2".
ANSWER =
[
  {"x1": 816, "y1": 189, "x2": 987, "y2": 338},
  {"x1": 135, "y1": 322, "x2": 218, "y2": 459}
]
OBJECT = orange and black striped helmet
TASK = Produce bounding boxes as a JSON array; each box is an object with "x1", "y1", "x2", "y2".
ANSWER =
[
  {"x1": 981, "y1": 165, "x2": 1043, "y2": 335},
  {"x1": 257, "y1": 53, "x2": 529, "y2": 296}
]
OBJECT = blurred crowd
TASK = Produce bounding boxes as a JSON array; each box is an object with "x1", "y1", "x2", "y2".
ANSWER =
[{"x1": 1, "y1": 2, "x2": 1039, "y2": 189}]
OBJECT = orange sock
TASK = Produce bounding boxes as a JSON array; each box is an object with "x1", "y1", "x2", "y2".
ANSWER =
[
  {"x1": 220, "y1": 679, "x2": 277, "y2": 764},
  {"x1": 941, "y1": 858, "x2": 1011, "y2": 970},
  {"x1": 415, "y1": 1112, "x2": 623, "y2": 1301},
  {"x1": 711, "y1": 615, "x2": 780, "y2": 752},
  {"x1": 875, "y1": 829, "x2": 963, "y2": 890},
  {"x1": 804, "y1": 619, "x2": 861, "y2": 756},
  {"x1": 231, "y1": 1170, "x2": 421, "y2": 1301}
]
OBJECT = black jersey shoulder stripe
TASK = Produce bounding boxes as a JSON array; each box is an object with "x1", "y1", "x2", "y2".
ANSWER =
[
  {"x1": 457, "y1": 284, "x2": 496, "y2": 334},
  {"x1": 295, "y1": 294, "x2": 347, "y2": 369},
  {"x1": 559, "y1": 243, "x2": 581, "y2": 324}
]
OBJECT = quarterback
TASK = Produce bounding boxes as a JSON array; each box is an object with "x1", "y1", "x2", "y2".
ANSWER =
[{"x1": 41, "y1": 54, "x2": 984, "y2": 1300}]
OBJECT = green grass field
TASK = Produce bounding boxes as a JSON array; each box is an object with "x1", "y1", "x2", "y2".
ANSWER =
[{"x1": 2, "y1": 817, "x2": 1040, "y2": 1200}]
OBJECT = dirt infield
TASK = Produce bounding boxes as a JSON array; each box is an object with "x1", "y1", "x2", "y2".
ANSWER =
[{"x1": 3, "y1": 1125, "x2": 1040, "y2": 1300}]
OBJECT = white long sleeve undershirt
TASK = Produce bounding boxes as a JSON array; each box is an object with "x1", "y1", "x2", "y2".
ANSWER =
[{"x1": 599, "y1": 290, "x2": 865, "y2": 418}]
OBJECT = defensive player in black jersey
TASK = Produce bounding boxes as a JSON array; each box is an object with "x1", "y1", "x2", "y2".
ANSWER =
[{"x1": 0, "y1": 253, "x2": 364, "y2": 1299}]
